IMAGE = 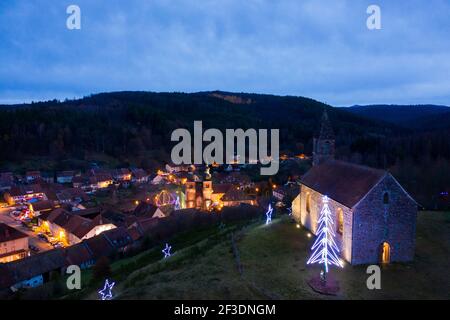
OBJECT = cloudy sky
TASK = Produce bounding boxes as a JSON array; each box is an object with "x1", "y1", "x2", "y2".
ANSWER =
[{"x1": 0, "y1": 0, "x2": 449, "y2": 106}]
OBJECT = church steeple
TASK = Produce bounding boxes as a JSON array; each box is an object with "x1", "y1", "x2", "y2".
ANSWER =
[{"x1": 313, "y1": 109, "x2": 335, "y2": 166}]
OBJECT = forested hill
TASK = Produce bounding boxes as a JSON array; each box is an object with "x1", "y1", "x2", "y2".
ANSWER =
[
  {"x1": 0, "y1": 91, "x2": 393, "y2": 168},
  {"x1": 1, "y1": 91, "x2": 449, "y2": 209},
  {"x1": 346, "y1": 104, "x2": 450, "y2": 130}
]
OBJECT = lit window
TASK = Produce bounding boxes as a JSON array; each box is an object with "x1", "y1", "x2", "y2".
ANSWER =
[
  {"x1": 337, "y1": 208, "x2": 344, "y2": 235},
  {"x1": 306, "y1": 193, "x2": 311, "y2": 213}
]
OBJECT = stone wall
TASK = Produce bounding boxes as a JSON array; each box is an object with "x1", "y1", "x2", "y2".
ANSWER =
[{"x1": 352, "y1": 174, "x2": 417, "y2": 264}]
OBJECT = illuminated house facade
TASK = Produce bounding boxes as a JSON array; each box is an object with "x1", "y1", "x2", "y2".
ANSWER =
[
  {"x1": 39, "y1": 209, "x2": 116, "y2": 245},
  {"x1": 0, "y1": 224, "x2": 29, "y2": 264}
]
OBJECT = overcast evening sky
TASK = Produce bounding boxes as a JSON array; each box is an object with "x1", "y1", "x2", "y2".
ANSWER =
[{"x1": 0, "y1": 0, "x2": 449, "y2": 106}]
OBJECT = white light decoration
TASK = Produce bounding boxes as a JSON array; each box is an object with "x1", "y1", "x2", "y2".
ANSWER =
[
  {"x1": 162, "y1": 243, "x2": 172, "y2": 258},
  {"x1": 265, "y1": 203, "x2": 273, "y2": 225},
  {"x1": 174, "y1": 196, "x2": 181, "y2": 210},
  {"x1": 287, "y1": 206, "x2": 292, "y2": 216},
  {"x1": 307, "y1": 195, "x2": 343, "y2": 274},
  {"x1": 98, "y1": 279, "x2": 115, "y2": 300}
]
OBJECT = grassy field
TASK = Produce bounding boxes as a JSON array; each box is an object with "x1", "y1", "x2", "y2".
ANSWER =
[{"x1": 81, "y1": 211, "x2": 449, "y2": 300}]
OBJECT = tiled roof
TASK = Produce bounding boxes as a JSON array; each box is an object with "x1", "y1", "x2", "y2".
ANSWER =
[
  {"x1": 300, "y1": 160, "x2": 386, "y2": 208},
  {"x1": 0, "y1": 223, "x2": 28, "y2": 243}
]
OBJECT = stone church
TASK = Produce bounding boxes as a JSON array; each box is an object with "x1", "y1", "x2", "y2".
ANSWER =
[{"x1": 292, "y1": 111, "x2": 417, "y2": 265}]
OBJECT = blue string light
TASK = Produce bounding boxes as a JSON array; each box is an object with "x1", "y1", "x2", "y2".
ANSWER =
[
  {"x1": 98, "y1": 279, "x2": 115, "y2": 300},
  {"x1": 265, "y1": 203, "x2": 273, "y2": 225},
  {"x1": 162, "y1": 243, "x2": 172, "y2": 258},
  {"x1": 174, "y1": 196, "x2": 181, "y2": 210}
]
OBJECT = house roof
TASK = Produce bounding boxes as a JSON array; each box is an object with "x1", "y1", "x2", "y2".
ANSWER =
[
  {"x1": 56, "y1": 188, "x2": 90, "y2": 202},
  {"x1": 102, "y1": 227, "x2": 133, "y2": 249},
  {"x1": 64, "y1": 242, "x2": 93, "y2": 266},
  {"x1": 5, "y1": 249, "x2": 66, "y2": 284},
  {"x1": 9, "y1": 184, "x2": 44, "y2": 197},
  {"x1": 57, "y1": 171, "x2": 76, "y2": 177},
  {"x1": 132, "y1": 168, "x2": 148, "y2": 179},
  {"x1": 31, "y1": 200, "x2": 55, "y2": 212},
  {"x1": 300, "y1": 160, "x2": 386, "y2": 208},
  {"x1": 83, "y1": 235, "x2": 115, "y2": 259},
  {"x1": 133, "y1": 203, "x2": 160, "y2": 217},
  {"x1": 0, "y1": 223, "x2": 28, "y2": 243},
  {"x1": 213, "y1": 183, "x2": 233, "y2": 194}
]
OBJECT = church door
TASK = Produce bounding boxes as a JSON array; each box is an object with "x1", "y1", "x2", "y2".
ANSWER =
[{"x1": 381, "y1": 242, "x2": 391, "y2": 264}]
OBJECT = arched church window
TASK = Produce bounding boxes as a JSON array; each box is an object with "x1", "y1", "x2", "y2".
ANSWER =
[
  {"x1": 337, "y1": 208, "x2": 344, "y2": 235},
  {"x1": 306, "y1": 193, "x2": 311, "y2": 214}
]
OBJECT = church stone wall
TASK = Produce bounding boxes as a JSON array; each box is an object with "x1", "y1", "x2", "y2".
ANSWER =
[{"x1": 352, "y1": 174, "x2": 417, "y2": 264}]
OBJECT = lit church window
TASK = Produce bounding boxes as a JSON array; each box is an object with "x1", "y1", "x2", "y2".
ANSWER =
[{"x1": 337, "y1": 208, "x2": 344, "y2": 235}]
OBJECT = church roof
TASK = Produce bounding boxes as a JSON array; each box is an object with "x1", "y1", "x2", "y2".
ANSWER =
[{"x1": 300, "y1": 160, "x2": 386, "y2": 208}]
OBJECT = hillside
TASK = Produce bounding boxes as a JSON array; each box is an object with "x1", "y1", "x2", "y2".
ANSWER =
[
  {"x1": 57, "y1": 212, "x2": 448, "y2": 300},
  {"x1": 346, "y1": 104, "x2": 450, "y2": 130},
  {"x1": 0, "y1": 91, "x2": 393, "y2": 171}
]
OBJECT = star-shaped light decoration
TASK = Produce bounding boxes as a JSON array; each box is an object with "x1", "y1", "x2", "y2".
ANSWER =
[
  {"x1": 265, "y1": 203, "x2": 273, "y2": 225},
  {"x1": 162, "y1": 243, "x2": 172, "y2": 258},
  {"x1": 98, "y1": 279, "x2": 115, "y2": 300}
]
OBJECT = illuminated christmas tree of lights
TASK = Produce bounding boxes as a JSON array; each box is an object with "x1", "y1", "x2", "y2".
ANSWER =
[
  {"x1": 265, "y1": 203, "x2": 273, "y2": 225},
  {"x1": 307, "y1": 195, "x2": 343, "y2": 276}
]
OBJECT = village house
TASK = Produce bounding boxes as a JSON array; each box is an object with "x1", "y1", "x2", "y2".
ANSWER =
[
  {"x1": 0, "y1": 226, "x2": 134, "y2": 291},
  {"x1": 112, "y1": 168, "x2": 132, "y2": 183},
  {"x1": 220, "y1": 188, "x2": 257, "y2": 207},
  {"x1": 88, "y1": 173, "x2": 114, "y2": 191},
  {"x1": 132, "y1": 202, "x2": 166, "y2": 219},
  {"x1": 56, "y1": 187, "x2": 90, "y2": 205},
  {"x1": 56, "y1": 171, "x2": 77, "y2": 184},
  {"x1": 292, "y1": 111, "x2": 417, "y2": 265},
  {"x1": 0, "y1": 224, "x2": 29, "y2": 264},
  {"x1": 25, "y1": 171, "x2": 41, "y2": 183},
  {"x1": 29, "y1": 200, "x2": 59, "y2": 217},
  {"x1": 0, "y1": 172, "x2": 14, "y2": 192},
  {"x1": 39, "y1": 209, "x2": 116, "y2": 245},
  {"x1": 4, "y1": 184, "x2": 47, "y2": 205},
  {"x1": 131, "y1": 168, "x2": 150, "y2": 184}
]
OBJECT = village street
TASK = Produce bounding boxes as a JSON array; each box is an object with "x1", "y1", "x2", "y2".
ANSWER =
[{"x1": 0, "y1": 207, "x2": 53, "y2": 253}]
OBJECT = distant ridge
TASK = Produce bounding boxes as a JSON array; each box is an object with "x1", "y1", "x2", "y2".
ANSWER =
[{"x1": 345, "y1": 104, "x2": 450, "y2": 130}]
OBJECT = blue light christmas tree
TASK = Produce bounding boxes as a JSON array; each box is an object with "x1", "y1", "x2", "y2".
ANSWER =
[
  {"x1": 307, "y1": 195, "x2": 343, "y2": 280},
  {"x1": 265, "y1": 203, "x2": 273, "y2": 225}
]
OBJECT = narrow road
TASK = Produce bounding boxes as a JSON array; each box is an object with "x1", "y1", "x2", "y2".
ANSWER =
[{"x1": 0, "y1": 207, "x2": 54, "y2": 253}]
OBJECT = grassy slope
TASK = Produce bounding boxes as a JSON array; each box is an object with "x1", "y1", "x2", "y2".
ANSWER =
[{"x1": 84, "y1": 211, "x2": 449, "y2": 300}]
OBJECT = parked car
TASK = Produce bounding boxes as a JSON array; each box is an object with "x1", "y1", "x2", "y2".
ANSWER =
[
  {"x1": 37, "y1": 233, "x2": 49, "y2": 242},
  {"x1": 29, "y1": 245, "x2": 40, "y2": 252},
  {"x1": 53, "y1": 242, "x2": 63, "y2": 248}
]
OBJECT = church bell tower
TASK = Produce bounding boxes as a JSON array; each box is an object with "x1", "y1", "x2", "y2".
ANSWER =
[{"x1": 313, "y1": 109, "x2": 335, "y2": 166}]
